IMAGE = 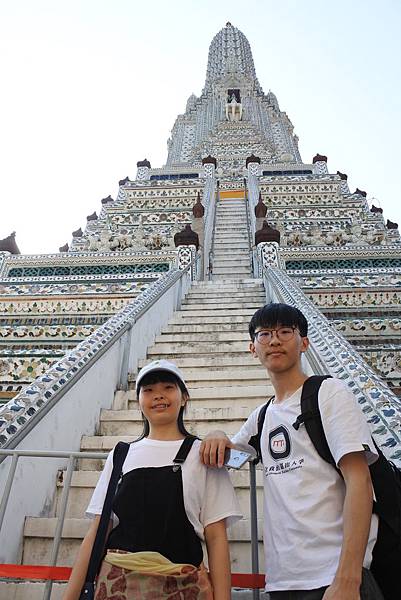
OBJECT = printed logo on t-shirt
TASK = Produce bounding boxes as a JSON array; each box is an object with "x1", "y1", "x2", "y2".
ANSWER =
[{"x1": 269, "y1": 426, "x2": 291, "y2": 460}]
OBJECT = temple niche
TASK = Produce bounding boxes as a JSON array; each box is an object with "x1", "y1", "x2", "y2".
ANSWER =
[{"x1": 225, "y1": 89, "x2": 243, "y2": 121}]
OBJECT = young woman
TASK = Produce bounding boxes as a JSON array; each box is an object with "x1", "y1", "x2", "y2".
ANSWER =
[{"x1": 63, "y1": 359, "x2": 241, "y2": 600}]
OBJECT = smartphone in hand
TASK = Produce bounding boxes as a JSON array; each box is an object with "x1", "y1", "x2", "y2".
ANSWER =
[{"x1": 224, "y1": 448, "x2": 252, "y2": 469}]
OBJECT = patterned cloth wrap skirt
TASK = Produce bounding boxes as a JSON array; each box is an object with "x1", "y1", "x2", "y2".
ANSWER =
[{"x1": 94, "y1": 549, "x2": 214, "y2": 600}]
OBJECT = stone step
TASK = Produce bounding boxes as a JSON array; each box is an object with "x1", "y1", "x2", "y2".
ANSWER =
[
  {"x1": 213, "y1": 256, "x2": 250, "y2": 264},
  {"x1": 171, "y1": 367, "x2": 266, "y2": 383},
  {"x1": 55, "y1": 469, "x2": 264, "y2": 519},
  {"x1": 147, "y1": 341, "x2": 250, "y2": 355},
  {"x1": 212, "y1": 269, "x2": 252, "y2": 276},
  {"x1": 213, "y1": 274, "x2": 253, "y2": 281},
  {"x1": 138, "y1": 355, "x2": 258, "y2": 369},
  {"x1": 192, "y1": 278, "x2": 260, "y2": 286},
  {"x1": 154, "y1": 332, "x2": 248, "y2": 343},
  {"x1": 213, "y1": 236, "x2": 248, "y2": 242},
  {"x1": 214, "y1": 232, "x2": 248, "y2": 238},
  {"x1": 168, "y1": 314, "x2": 256, "y2": 324},
  {"x1": 184, "y1": 291, "x2": 264, "y2": 301},
  {"x1": 24, "y1": 516, "x2": 263, "y2": 545},
  {"x1": 21, "y1": 522, "x2": 264, "y2": 576},
  {"x1": 216, "y1": 211, "x2": 246, "y2": 216},
  {"x1": 163, "y1": 323, "x2": 250, "y2": 333},
  {"x1": 182, "y1": 296, "x2": 258, "y2": 306},
  {"x1": 0, "y1": 582, "x2": 66, "y2": 599},
  {"x1": 214, "y1": 243, "x2": 249, "y2": 249},
  {"x1": 214, "y1": 229, "x2": 247, "y2": 234},
  {"x1": 179, "y1": 303, "x2": 260, "y2": 312},
  {"x1": 183, "y1": 299, "x2": 259, "y2": 307}
]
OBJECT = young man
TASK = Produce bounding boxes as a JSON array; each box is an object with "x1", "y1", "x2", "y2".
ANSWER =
[{"x1": 200, "y1": 303, "x2": 383, "y2": 600}]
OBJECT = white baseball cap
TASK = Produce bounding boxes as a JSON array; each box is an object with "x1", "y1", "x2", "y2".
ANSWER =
[{"x1": 136, "y1": 359, "x2": 187, "y2": 390}]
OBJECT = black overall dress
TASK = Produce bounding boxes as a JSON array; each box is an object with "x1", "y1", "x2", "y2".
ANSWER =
[{"x1": 106, "y1": 436, "x2": 203, "y2": 567}]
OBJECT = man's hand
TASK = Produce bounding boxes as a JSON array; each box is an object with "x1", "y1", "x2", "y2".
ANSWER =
[
  {"x1": 199, "y1": 430, "x2": 234, "y2": 468},
  {"x1": 322, "y1": 577, "x2": 360, "y2": 600}
]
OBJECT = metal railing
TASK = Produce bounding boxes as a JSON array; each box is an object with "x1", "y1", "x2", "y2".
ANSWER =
[
  {"x1": 207, "y1": 183, "x2": 219, "y2": 280},
  {"x1": 0, "y1": 448, "x2": 263, "y2": 599},
  {"x1": 243, "y1": 178, "x2": 255, "y2": 276},
  {"x1": 202, "y1": 175, "x2": 217, "y2": 280},
  {"x1": 0, "y1": 448, "x2": 107, "y2": 600}
]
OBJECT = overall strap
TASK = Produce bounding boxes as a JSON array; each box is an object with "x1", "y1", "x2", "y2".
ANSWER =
[
  {"x1": 173, "y1": 436, "x2": 198, "y2": 465},
  {"x1": 85, "y1": 441, "x2": 130, "y2": 584},
  {"x1": 293, "y1": 375, "x2": 337, "y2": 469}
]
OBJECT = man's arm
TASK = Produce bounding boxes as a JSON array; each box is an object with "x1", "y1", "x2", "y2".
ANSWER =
[
  {"x1": 199, "y1": 431, "x2": 234, "y2": 467},
  {"x1": 322, "y1": 451, "x2": 373, "y2": 600}
]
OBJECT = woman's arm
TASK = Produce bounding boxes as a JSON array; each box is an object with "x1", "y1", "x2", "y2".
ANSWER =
[
  {"x1": 62, "y1": 516, "x2": 112, "y2": 600},
  {"x1": 204, "y1": 519, "x2": 231, "y2": 600}
]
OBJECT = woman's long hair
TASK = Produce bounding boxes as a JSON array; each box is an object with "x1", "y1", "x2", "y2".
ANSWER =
[{"x1": 135, "y1": 370, "x2": 195, "y2": 440}]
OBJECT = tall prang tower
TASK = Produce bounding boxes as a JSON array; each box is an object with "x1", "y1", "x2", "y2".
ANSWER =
[
  {"x1": 1, "y1": 22, "x2": 401, "y2": 590},
  {"x1": 166, "y1": 22, "x2": 301, "y2": 173}
]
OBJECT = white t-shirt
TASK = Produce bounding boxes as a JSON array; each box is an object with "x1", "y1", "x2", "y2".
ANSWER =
[
  {"x1": 87, "y1": 437, "x2": 242, "y2": 541},
  {"x1": 232, "y1": 378, "x2": 378, "y2": 592}
]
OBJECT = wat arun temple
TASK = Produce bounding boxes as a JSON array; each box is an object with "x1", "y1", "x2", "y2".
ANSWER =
[{"x1": 0, "y1": 22, "x2": 400, "y2": 597}]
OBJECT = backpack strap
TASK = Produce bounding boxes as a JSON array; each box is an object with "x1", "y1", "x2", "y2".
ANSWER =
[
  {"x1": 293, "y1": 375, "x2": 337, "y2": 470},
  {"x1": 173, "y1": 436, "x2": 198, "y2": 465},
  {"x1": 249, "y1": 397, "x2": 274, "y2": 464}
]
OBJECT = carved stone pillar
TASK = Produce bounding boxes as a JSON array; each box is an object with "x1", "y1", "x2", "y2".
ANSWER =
[
  {"x1": 312, "y1": 153, "x2": 328, "y2": 175},
  {"x1": 246, "y1": 154, "x2": 261, "y2": 177},
  {"x1": 136, "y1": 159, "x2": 151, "y2": 180},
  {"x1": 256, "y1": 241, "x2": 282, "y2": 276},
  {"x1": 202, "y1": 155, "x2": 217, "y2": 179},
  {"x1": 177, "y1": 245, "x2": 198, "y2": 280},
  {"x1": 337, "y1": 171, "x2": 350, "y2": 195}
]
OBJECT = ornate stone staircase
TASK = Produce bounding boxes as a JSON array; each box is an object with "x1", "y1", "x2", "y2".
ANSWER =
[
  {"x1": 212, "y1": 197, "x2": 252, "y2": 279},
  {"x1": 2, "y1": 200, "x2": 271, "y2": 598}
]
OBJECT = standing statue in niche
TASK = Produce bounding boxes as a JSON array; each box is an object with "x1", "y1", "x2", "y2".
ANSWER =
[{"x1": 225, "y1": 95, "x2": 242, "y2": 122}]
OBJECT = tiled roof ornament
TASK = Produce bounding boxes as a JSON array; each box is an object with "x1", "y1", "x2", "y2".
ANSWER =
[
  {"x1": 0, "y1": 232, "x2": 20, "y2": 254},
  {"x1": 255, "y1": 192, "x2": 267, "y2": 218},
  {"x1": 202, "y1": 155, "x2": 217, "y2": 167},
  {"x1": 174, "y1": 224, "x2": 199, "y2": 250},
  {"x1": 336, "y1": 171, "x2": 348, "y2": 180},
  {"x1": 136, "y1": 159, "x2": 151, "y2": 168},
  {"x1": 312, "y1": 154, "x2": 327, "y2": 163},
  {"x1": 255, "y1": 221, "x2": 280, "y2": 246},
  {"x1": 386, "y1": 219, "x2": 398, "y2": 230},
  {"x1": 119, "y1": 176, "x2": 130, "y2": 186},
  {"x1": 246, "y1": 154, "x2": 261, "y2": 167},
  {"x1": 192, "y1": 192, "x2": 204, "y2": 218},
  {"x1": 87, "y1": 212, "x2": 98, "y2": 221},
  {"x1": 370, "y1": 205, "x2": 383, "y2": 214},
  {"x1": 101, "y1": 195, "x2": 114, "y2": 205},
  {"x1": 59, "y1": 243, "x2": 69, "y2": 253},
  {"x1": 354, "y1": 188, "x2": 367, "y2": 197},
  {"x1": 72, "y1": 227, "x2": 83, "y2": 238}
]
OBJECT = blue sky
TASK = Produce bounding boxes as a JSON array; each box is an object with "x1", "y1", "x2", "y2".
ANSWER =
[{"x1": 1, "y1": 0, "x2": 400, "y2": 253}]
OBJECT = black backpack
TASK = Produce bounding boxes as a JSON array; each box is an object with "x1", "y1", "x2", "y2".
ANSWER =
[{"x1": 249, "y1": 375, "x2": 401, "y2": 600}]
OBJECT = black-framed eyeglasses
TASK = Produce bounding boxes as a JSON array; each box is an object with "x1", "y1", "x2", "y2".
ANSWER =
[{"x1": 254, "y1": 327, "x2": 298, "y2": 344}]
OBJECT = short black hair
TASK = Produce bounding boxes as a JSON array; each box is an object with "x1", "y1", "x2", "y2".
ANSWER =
[
  {"x1": 249, "y1": 303, "x2": 308, "y2": 340},
  {"x1": 135, "y1": 369, "x2": 192, "y2": 439}
]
